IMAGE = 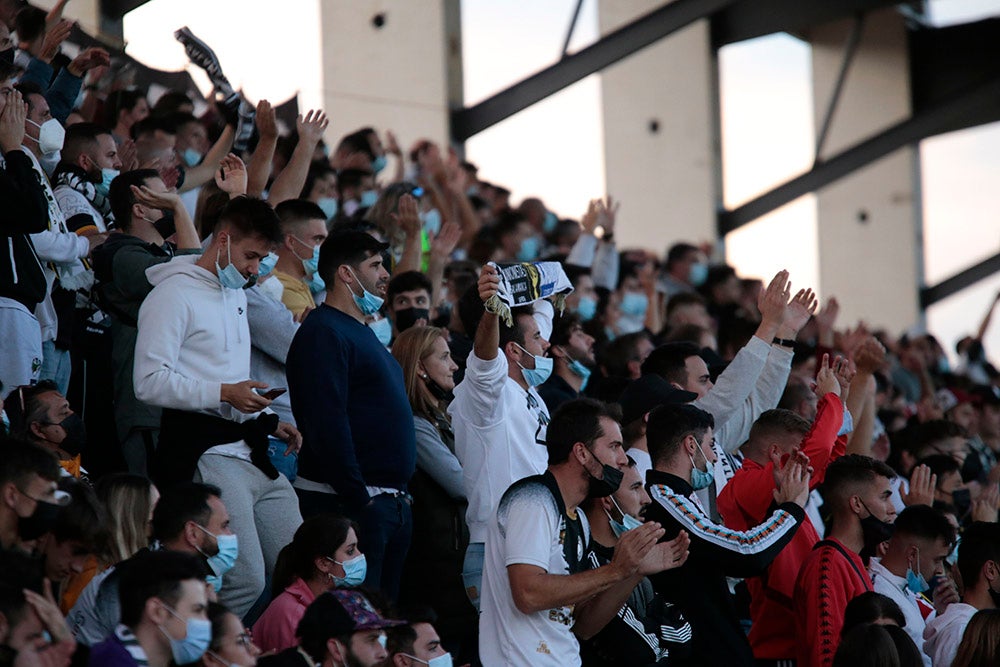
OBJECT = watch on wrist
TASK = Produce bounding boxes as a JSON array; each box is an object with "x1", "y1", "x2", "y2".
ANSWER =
[{"x1": 772, "y1": 337, "x2": 796, "y2": 348}]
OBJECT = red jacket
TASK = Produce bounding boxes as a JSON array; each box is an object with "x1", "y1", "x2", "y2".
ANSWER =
[
  {"x1": 794, "y1": 538, "x2": 873, "y2": 667},
  {"x1": 717, "y1": 394, "x2": 845, "y2": 660}
]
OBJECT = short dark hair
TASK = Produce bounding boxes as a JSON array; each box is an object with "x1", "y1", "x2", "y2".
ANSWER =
[
  {"x1": 316, "y1": 230, "x2": 389, "y2": 287},
  {"x1": 821, "y1": 455, "x2": 897, "y2": 508},
  {"x1": 152, "y1": 91, "x2": 194, "y2": 115},
  {"x1": 151, "y1": 482, "x2": 221, "y2": 543},
  {"x1": 912, "y1": 420, "x2": 966, "y2": 458},
  {"x1": 499, "y1": 308, "x2": 535, "y2": 352},
  {"x1": 117, "y1": 550, "x2": 207, "y2": 628},
  {"x1": 17, "y1": 380, "x2": 60, "y2": 434},
  {"x1": 275, "y1": 199, "x2": 328, "y2": 233},
  {"x1": 665, "y1": 242, "x2": 698, "y2": 269},
  {"x1": 48, "y1": 481, "x2": 109, "y2": 554},
  {"x1": 107, "y1": 89, "x2": 148, "y2": 124},
  {"x1": 641, "y1": 342, "x2": 701, "y2": 385},
  {"x1": 61, "y1": 123, "x2": 111, "y2": 166},
  {"x1": 0, "y1": 436, "x2": 61, "y2": 488},
  {"x1": 778, "y1": 376, "x2": 814, "y2": 413},
  {"x1": 108, "y1": 169, "x2": 161, "y2": 231},
  {"x1": 891, "y1": 504, "x2": 956, "y2": 548},
  {"x1": 271, "y1": 515, "x2": 359, "y2": 597},
  {"x1": 546, "y1": 398, "x2": 622, "y2": 465},
  {"x1": 601, "y1": 332, "x2": 651, "y2": 378},
  {"x1": 646, "y1": 403, "x2": 714, "y2": 467},
  {"x1": 387, "y1": 271, "x2": 432, "y2": 306},
  {"x1": 0, "y1": 549, "x2": 44, "y2": 631},
  {"x1": 384, "y1": 606, "x2": 438, "y2": 657},
  {"x1": 335, "y1": 168, "x2": 372, "y2": 195},
  {"x1": 746, "y1": 409, "x2": 811, "y2": 452},
  {"x1": 13, "y1": 81, "x2": 44, "y2": 112},
  {"x1": 207, "y1": 601, "x2": 232, "y2": 652},
  {"x1": 156, "y1": 111, "x2": 200, "y2": 134},
  {"x1": 550, "y1": 312, "x2": 582, "y2": 348},
  {"x1": 841, "y1": 592, "x2": 906, "y2": 636},
  {"x1": 14, "y1": 5, "x2": 45, "y2": 43},
  {"x1": 915, "y1": 454, "x2": 961, "y2": 482},
  {"x1": 215, "y1": 196, "x2": 283, "y2": 244},
  {"x1": 296, "y1": 593, "x2": 354, "y2": 661},
  {"x1": 300, "y1": 162, "x2": 336, "y2": 200},
  {"x1": 665, "y1": 292, "x2": 707, "y2": 319},
  {"x1": 493, "y1": 211, "x2": 528, "y2": 240},
  {"x1": 130, "y1": 114, "x2": 174, "y2": 142},
  {"x1": 957, "y1": 522, "x2": 1000, "y2": 590},
  {"x1": 336, "y1": 128, "x2": 376, "y2": 160}
]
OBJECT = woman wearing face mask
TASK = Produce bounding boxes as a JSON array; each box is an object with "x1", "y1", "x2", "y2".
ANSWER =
[
  {"x1": 391, "y1": 327, "x2": 476, "y2": 649},
  {"x1": 202, "y1": 602, "x2": 261, "y2": 667},
  {"x1": 252, "y1": 515, "x2": 364, "y2": 654}
]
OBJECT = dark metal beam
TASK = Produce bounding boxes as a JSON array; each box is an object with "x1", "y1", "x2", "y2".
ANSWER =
[
  {"x1": 717, "y1": 76, "x2": 1000, "y2": 236},
  {"x1": 100, "y1": 0, "x2": 153, "y2": 17},
  {"x1": 921, "y1": 252, "x2": 1000, "y2": 309},
  {"x1": 710, "y1": 0, "x2": 898, "y2": 48},
  {"x1": 561, "y1": 0, "x2": 586, "y2": 59},
  {"x1": 451, "y1": 0, "x2": 738, "y2": 142},
  {"x1": 814, "y1": 14, "x2": 864, "y2": 165}
]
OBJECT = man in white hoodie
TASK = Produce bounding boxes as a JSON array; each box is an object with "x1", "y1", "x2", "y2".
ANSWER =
[
  {"x1": 923, "y1": 521, "x2": 1000, "y2": 666},
  {"x1": 133, "y1": 196, "x2": 302, "y2": 620}
]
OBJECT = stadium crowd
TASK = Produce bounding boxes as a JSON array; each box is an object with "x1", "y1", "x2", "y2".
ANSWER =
[{"x1": 0, "y1": 2, "x2": 999, "y2": 666}]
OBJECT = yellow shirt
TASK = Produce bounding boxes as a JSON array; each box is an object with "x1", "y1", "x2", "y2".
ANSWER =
[{"x1": 275, "y1": 270, "x2": 315, "y2": 318}]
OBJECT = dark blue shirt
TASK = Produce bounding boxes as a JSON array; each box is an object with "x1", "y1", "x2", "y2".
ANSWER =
[{"x1": 287, "y1": 305, "x2": 416, "y2": 508}]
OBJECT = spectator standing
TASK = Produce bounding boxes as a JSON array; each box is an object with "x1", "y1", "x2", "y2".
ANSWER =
[
  {"x1": 539, "y1": 313, "x2": 596, "y2": 414},
  {"x1": 271, "y1": 200, "x2": 328, "y2": 320},
  {"x1": 133, "y1": 197, "x2": 302, "y2": 619},
  {"x1": 287, "y1": 230, "x2": 416, "y2": 599}
]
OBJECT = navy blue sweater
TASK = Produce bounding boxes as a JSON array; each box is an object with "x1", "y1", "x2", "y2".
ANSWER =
[{"x1": 287, "y1": 304, "x2": 416, "y2": 508}]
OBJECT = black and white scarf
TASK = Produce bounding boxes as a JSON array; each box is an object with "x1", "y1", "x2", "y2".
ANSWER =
[{"x1": 52, "y1": 164, "x2": 114, "y2": 226}]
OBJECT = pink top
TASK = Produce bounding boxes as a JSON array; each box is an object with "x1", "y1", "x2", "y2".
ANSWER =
[{"x1": 252, "y1": 577, "x2": 317, "y2": 653}]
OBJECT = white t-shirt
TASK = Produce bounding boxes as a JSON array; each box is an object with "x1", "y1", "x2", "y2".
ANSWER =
[
  {"x1": 449, "y1": 351, "x2": 549, "y2": 543},
  {"x1": 479, "y1": 474, "x2": 589, "y2": 667},
  {"x1": 869, "y1": 558, "x2": 934, "y2": 667}
]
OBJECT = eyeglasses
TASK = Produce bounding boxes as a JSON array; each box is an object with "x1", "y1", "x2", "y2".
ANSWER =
[{"x1": 235, "y1": 630, "x2": 253, "y2": 648}]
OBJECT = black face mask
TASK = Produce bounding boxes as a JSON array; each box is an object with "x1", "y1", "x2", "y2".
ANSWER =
[
  {"x1": 395, "y1": 307, "x2": 430, "y2": 333},
  {"x1": 859, "y1": 501, "x2": 894, "y2": 559},
  {"x1": 153, "y1": 211, "x2": 176, "y2": 239},
  {"x1": 0, "y1": 48, "x2": 13, "y2": 65},
  {"x1": 585, "y1": 450, "x2": 624, "y2": 499},
  {"x1": 952, "y1": 488, "x2": 972, "y2": 517},
  {"x1": 424, "y1": 376, "x2": 453, "y2": 402},
  {"x1": 54, "y1": 413, "x2": 86, "y2": 457},
  {"x1": 18, "y1": 500, "x2": 60, "y2": 542}
]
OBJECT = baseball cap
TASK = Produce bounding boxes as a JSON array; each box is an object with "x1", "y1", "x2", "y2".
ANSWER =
[
  {"x1": 618, "y1": 374, "x2": 697, "y2": 426},
  {"x1": 313, "y1": 590, "x2": 405, "y2": 637}
]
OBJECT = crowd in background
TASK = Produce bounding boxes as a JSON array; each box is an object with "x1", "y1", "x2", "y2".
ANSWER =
[{"x1": 0, "y1": 1, "x2": 1000, "y2": 666}]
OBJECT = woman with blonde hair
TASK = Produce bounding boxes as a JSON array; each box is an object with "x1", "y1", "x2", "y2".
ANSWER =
[
  {"x1": 60, "y1": 474, "x2": 159, "y2": 612},
  {"x1": 391, "y1": 326, "x2": 475, "y2": 653}
]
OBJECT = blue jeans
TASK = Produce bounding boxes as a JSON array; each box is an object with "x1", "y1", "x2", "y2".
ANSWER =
[
  {"x1": 40, "y1": 339, "x2": 71, "y2": 395},
  {"x1": 462, "y1": 541, "x2": 484, "y2": 612},
  {"x1": 296, "y1": 489, "x2": 413, "y2": 601}
]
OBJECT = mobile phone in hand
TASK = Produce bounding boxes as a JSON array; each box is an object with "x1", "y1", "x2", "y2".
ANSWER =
[{"x1": 256, "y1": 387, "x2": 287, "y2": 400}]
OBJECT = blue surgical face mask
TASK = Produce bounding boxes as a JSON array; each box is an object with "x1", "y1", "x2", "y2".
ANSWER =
[
  {"x1": 514, "y1": 343, "x2": 553, "y2": 387},
  {"x1": 421, "y1": 208, "x2": 442, "y2": 236},
  {"x1": 292, "y1": 236, "x2": 320, "y2": 275},
  {"x1": 607, "y1": 497, "x2": 643, "y2": 537},
  {"x1": 327, "y1": 553, "x2": 367, "y2": 588},
  {"x1": 542, "y1": 211, "x2": 558, "y2": 234},
  {"x1": 688, "y1": 262, "x2": 709, "y2": 287},
  {"x1": 182, "y1": 148, "x2": 203, "y2": 168},
  {"x1": 575, "y1": 295, "x2": 598, "y2": 322},
  {"x1": 97, "y1": 168, "x2": 118, "y2": 197},
  {"x1": 371, "y1": 154, "x2": 387, "y2": 174},
  {"x1": 317, "y1": 197, "x2": 338, "y2": 220},
  {"x1": 307, "y1": 272, "x2": 326, "y2": 294},
  {"x1": 620, "y1": 291, "x2": 649, "y2": 318},
  {"x1": 158, "y1": 604, "x2": 212, "y2": 665},
  {"x1": 347, "y1": 267, "x2": 384, "y2": 316},
  {"x1": 216, "y1": 236, "x2": 249, "y2": 290},
  {"x1": 369, "y1": 317, "x2": 392, "y2": 346},
  {"x1": 906, "y1": 550, "x2": 930, "y2": 594},
  {"x1": 195, "y1": 525, "x2": 239, "y2": 592},
  {"x1": 689, "y1": 436, "x2": 714, "y2": 490},
  {"x1": 946, "y1": 537, "x2": 960, "y2": 566},
  {"x1": 258, "y1": 252, "x2": 278, "y2": 278},
  {"x1": 560, "y1": 346, "x2": 591, "y2": 391},
  {"x1": 403, "y1": 652, "x2": 454, "y2": 667},
  {"x1": 516, "y1": 236, "x2": 540, "y2": 262},
  {"x1": 360, "y1": 189, "x2": 379, "y2": 209}
]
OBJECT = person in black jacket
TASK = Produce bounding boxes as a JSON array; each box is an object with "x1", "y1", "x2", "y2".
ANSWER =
[
  {"x1": 0, "y1": 70, "x2": 52, "y2": 399},
  {"x1": 642, "y1": 403, "x2": 810, "y2": 667}
]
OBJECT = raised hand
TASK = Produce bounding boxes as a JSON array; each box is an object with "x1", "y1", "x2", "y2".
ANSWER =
[
  {"x1": 594, "y1": 196, "x2": 619, "y2": 236},
  {"x1": 815, "y1": 296, "x2": 840, "y2": 332},
  {"x1": 385, "y1": 129, "x2": 402, "y2": 157},
  {"x1": 23, "y1": 580, "x2": 72, "y2": 644},
  {"x1": 39, "y1": 19, "x2": 73, "y2": 64},
  {"x1": 781, "y1": 288, "x2": 819, "y2": 337},
  {"x1": 581, "y1": 199, "x2": 599, "y2": 235},
  {"x1": 130, "y1": 184, "x2": 181, "y2": 212},
  {"x1": 118, "y1": 138, "x2": 138, "y2": 171},
  {"x1": 638, "y1": 529, "x2": 690, "y2": 575},
  {"x1": 391, "y1": 193, "x2": 421, "y2": 239},
  {"x1": 832, "y1": 355, "x2": 856, "y2": 398},
  {"x1": 611, "y1": 522, "x2": 665, "y2": 579},
  {"x1": 971, "y1": 482, "x2": 999, "y2": 523},
  {"x1": 478, "y1": 264, "x2": 500, "y2": 303},
  {"x1": 814, "y1": 354, "x2": 841, "y2": 398},
  {"x1": 774, "y1": 451, "x2": 811, "y2": 508},
  {"x1": 67, "y1": 47, "x2": 110, "y2": 77},
  {"x1": 215, "y1": 153, "x2": 248, "y2": 197},
  {"x1": 296, "y1": 110, "x2": 329, "y2": 147},
  {"x1": 853, "y1": 336, "x2": 887, "y2": 374},
  {"x1": 757, "y1": 270, "x2": 791, "y2": 335},
  {"x1": 255, "y1": 99, "x2": 278, "y2": 140},
  {"x1": 0, "y1": 89, "x2": 27, "y2": 153},
  {"x1": 900, "y1": 464, "x2": 937, "y2": 507},
  {"x1": 430, "y1": 220, "x2": 462, "y2": 260}
]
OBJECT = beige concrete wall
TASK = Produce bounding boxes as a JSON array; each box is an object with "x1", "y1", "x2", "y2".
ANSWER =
[
  {"x1": 317, "y1": 0, "x2": 458, "y2": 159},
  {"x1": 36, "y1": 0, "x2": 103, "y2": 41},
  {"x1": 597, "y1": 0, "x2": 717, "y2": 254},
  {"x1": 808, "y1": 8, "x2": 922, "y2": 331}
]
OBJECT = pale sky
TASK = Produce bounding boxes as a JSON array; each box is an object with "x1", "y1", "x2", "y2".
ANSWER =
[{"x1": 119, "y1": 0, "x2": 1000, "y2": 362}]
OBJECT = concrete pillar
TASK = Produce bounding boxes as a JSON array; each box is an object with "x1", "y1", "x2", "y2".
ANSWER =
[
  {"x1": 809, "y1": 8, "x2": 923, "y2": 331},
  {"x1": 317, "y1": 0, "x2": 461, "y2": 158},
  {"x1": 597, "y1": 0, "x2": 718, "y2": 254}
]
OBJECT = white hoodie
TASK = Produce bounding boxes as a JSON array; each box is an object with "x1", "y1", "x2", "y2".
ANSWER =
[{"x1": 133, "y1": 255, "x2": 259, "y2": 426}]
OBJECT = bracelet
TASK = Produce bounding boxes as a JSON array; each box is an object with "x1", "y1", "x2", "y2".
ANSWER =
[{"x1": 772, "y1": 337, "x2": 796, "y2": 348}]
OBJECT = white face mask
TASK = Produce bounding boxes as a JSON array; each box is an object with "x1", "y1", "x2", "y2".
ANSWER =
[{"x1": 26, "y1": 118, "x2": 65, "y2": 155}]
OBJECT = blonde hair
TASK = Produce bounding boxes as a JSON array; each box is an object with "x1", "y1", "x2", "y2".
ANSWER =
[
  {"x1": 95, "y1": 474, "x2": 157, "y2": 565},
  {"x1": 392, "y1": 326, "x2": 448, "y2": 420}
]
